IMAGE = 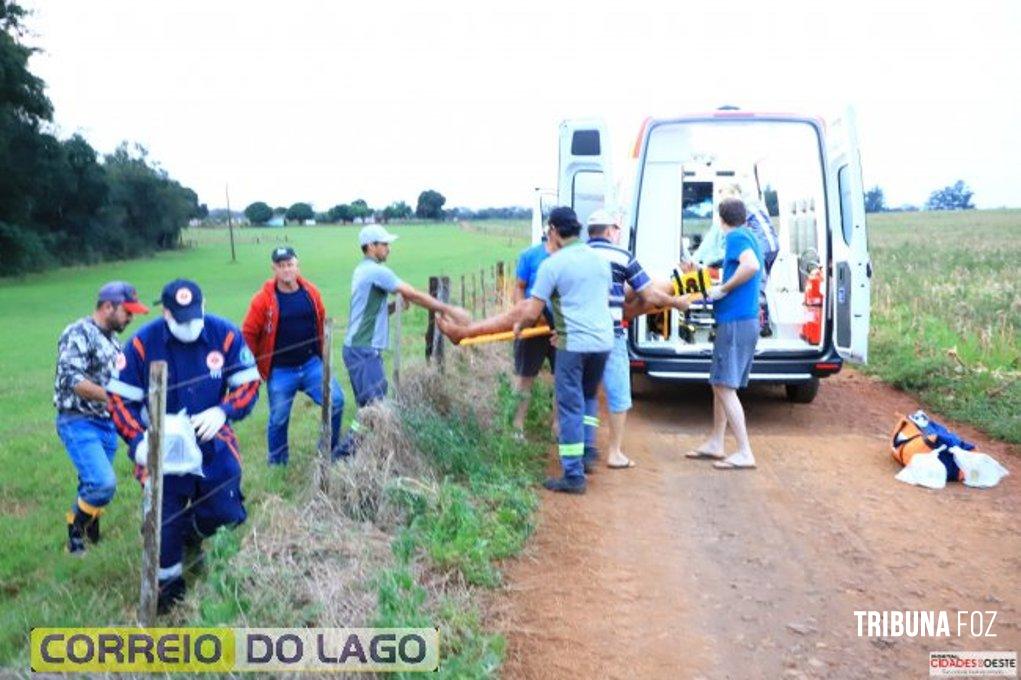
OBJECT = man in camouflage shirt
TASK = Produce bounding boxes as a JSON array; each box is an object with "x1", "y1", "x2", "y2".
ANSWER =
[{"x1": 54, "y1": 281, "x2": 148, "y2": 553}]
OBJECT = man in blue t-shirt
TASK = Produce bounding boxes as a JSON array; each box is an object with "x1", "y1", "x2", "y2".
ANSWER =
[
  {"x1": 686, "y1": 197, "x2": 762, "y2": 471},
  {"x1": 510, "y1": 234, "x2": 555, "y2": 433}
]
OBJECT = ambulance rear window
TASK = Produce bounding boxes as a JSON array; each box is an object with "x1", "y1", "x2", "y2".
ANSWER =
[{"x1": 571, "y1": 130, "x2": 601, "y2": 156}]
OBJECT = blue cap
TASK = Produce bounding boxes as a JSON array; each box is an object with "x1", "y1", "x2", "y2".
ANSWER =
[
  {"x1": 97, "y1": 281, "x2": 149, "y2": 314},
  {"x1": 161, "y1": 279, "x2": 204, "y2": 322}
]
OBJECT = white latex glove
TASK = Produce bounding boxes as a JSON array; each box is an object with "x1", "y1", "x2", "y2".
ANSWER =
[
  {"x1": 133, "y1": 433, "x2": 150, "y2": 466},
  {"x1": 190, "y1": 406, "x2": 226, "y2": 442},
  {"x1": 706, "y1": 286, "x2": 728, "y2": 301}
]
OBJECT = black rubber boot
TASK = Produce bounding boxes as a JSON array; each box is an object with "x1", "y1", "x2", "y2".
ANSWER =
[
  {"x1": 157, "y1": 576, "x2": 186, "y2": 615},
  {"x1": 66, "y1": 512, "x2": 87, "y2": 554},
  {"x1": 543, "y1": 475, "x2": 587, "y2": 495},
  {"x1": 85, "y1": 515, "x2": 101, "y2": 544},
  {"x1": 583, "y1": 447, "x2": 599, "y2": 474}
]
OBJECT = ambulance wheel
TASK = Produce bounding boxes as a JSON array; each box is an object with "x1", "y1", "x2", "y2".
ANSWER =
[{"x1": 785, "y1": 378, "x2": 819, "y2": 404}]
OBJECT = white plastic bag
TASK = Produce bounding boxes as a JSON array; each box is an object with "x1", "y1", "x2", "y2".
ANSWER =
[
  {"x1": 952, "y1": 447, "x2": 1009, "y2": 488},
  {"x1": 134, "y1": 410, "x2": 204, "y2": 477},
  {"x1": 894, "y1": 449, "x2": 947, "y2": 490}
]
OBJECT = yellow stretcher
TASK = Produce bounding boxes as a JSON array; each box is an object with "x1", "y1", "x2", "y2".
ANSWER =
[{"x1": 458, "y1": 325, "x2": 552, "y2": 346}]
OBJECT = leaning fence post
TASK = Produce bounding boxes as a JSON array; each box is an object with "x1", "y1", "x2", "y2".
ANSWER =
[
  {"x1": 140, "y1": 361, "x2": 167, "y2": 626},
  {"x1": 392, "y1": 295, "x2": 403, "y2": 389},
  {"x1": 317, "y1": 318, "x2": 333, "y2": 493},
  {"x1": 460, "y1": 275, "x2": 466, "y2": 308}
]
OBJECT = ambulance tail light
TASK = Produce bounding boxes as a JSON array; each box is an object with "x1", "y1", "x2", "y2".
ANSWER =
[{"x1": 812, "y1": 361, "x2": 842, "y2": 376}]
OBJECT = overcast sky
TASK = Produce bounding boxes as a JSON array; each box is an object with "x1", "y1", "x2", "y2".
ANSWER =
[{"x1": 20, "y1": 0, "x2": 1021, "y2": 211}]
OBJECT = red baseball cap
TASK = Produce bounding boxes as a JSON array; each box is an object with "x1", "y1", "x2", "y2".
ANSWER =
[{"x1": 97, "y1": 281, "x2": 149, "y2": 314}]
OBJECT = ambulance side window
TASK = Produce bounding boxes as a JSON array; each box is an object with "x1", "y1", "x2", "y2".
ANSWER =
[{"x1": 838, "y1": 165, "x2": 853, "y2": 246}]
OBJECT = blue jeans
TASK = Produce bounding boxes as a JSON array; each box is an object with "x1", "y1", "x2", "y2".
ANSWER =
[
  {"x1": 554, "y1": 349, "x2": 609, "y2": 479},
  {"x1": 266, "y1": 355, "x2": 344, "y2": 465},
  {"x1": 56, "y1": 413, "x2": 118, "y2": 514}
]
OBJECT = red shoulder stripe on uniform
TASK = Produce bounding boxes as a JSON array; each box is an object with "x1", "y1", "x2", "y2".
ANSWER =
[
  {"x1": 109, "y1": 394, "x2": 143, "y2": 438},
  {"x1": 223, "y1": 330, "x2": 235, "y2": 353},
  {"x1": 216, "y1": 431, "x2": 243, "y2": 464},
  {"x1": 132, "y1": 336, "x2": 146, "y2": 361},
  {"x1": 227, "y1": 381, "x2": 259, "y2": 411}
]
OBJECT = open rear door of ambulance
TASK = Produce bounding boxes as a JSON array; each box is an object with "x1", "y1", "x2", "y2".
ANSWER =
[
  {"x1": 826, "y1": 107, "x2": 872, "y2": 363},
  {"x1": 558, "y1": 119, "x2": 614, "y2": 228}
]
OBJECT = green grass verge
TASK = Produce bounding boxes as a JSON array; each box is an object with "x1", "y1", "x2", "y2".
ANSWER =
[
  {"x1": 864, "y1": 209, "x2": 1019, "y2": 442},
  {"x1": 373, "y1": 375, "x2": 552, "y2": 677}
]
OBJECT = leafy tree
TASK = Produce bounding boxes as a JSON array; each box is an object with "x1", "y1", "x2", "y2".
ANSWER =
[
  {"x1": 864, "y1": 186, "x2": 886, "y2": 213},
  {"x1": 350, "y1": 199, "x2": 372, "y2": 221},
  {"x1": 244, "y1": 201, "x2": 273, "y2": 225},
  {"x1": 285, "y1": 202, "x2": 314, "y2": 223},
  {"x1": 381, "y1": 200, "x2": 413, "y2": 222},
  {"x1": 416, "y1": 189, "x2": 446, "y2": 220},
  {"x1": 925, "y1": 180, "x2": 975, "y2": 211},
  {"x1": 194, "y1": 203, "x2": 209, "y2": 220},
  {"x1": 328, "y1": 204, "x2": 354, "y2": 223}
]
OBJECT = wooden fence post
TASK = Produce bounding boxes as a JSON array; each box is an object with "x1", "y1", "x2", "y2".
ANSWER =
[
  {"x1": 496, "y1": 261, "x2": 505, "y2": 307},
  {"x1": 317, "y1": 318, "x2": 333, "y2": 492},
  {"x1": 434, "y1": 277, "x2": 449, "y2": 370},
  {"x1": 471, "y1": 272, "x2": 478, "y2": 316},
  {"x1": 460, "y1": 275, "x2": 466, "y2": 308},
  {"x1": 392, "y1": 295, "x2": 403, "y2": 389},
  {"x1": 480, "y1": 269, "x2": 487, "y2": 316},
  {"x1": 139, "y1": 361, "x2": 167, "y2": 626},
  {"x1": 426, "y1": 276, "x2": 439, "y2": 362}
]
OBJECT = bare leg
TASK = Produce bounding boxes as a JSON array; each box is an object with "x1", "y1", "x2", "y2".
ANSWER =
[
  {"x1": 606, "y1": 411, "x2": 629, "y2": 466},
  {"x1": 513, "y1": 376, "x2": 534, "y2": 431},
  {"x1": 694, "y1": 388, "x2": 727, "y2": 455},
  {"x1": 715, "y1": 385, "x2": 755, "y2": 465}
]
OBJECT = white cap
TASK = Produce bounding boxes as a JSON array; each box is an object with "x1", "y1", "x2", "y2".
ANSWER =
[
  {"x1": 586, "y1": 208, "x2": 618, "y2": 227},
  {"x1": 358, "y1": 224, "x2": 399, "y2": 247}
]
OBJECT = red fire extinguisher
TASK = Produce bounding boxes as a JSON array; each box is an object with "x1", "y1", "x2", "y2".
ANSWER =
[{"x1": 801, "y1": 268, "x2": 823, "y2": 344}]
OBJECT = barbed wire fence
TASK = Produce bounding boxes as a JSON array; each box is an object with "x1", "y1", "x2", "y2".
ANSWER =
[{"x1": 136, "y1": 256, "x2": 519, "y2": 622}]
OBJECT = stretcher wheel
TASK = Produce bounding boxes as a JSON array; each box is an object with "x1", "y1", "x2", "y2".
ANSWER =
[{"x1": 784, "y1": 378, "x2": 819, "y2": 404}]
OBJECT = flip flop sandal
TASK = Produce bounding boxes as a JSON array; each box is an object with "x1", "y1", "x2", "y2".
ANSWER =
[
  {"x1": 685, "y1": 449, "x2": 725, "y2": 460},
  {"x1": 713, "y1": 459, "x2": 757, "y2": 470},
  {"x1": 607, "y1": 458, "x2": 637, "y2": 469}
]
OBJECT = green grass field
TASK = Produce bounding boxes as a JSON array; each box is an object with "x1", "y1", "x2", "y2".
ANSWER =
[
  {"x1": 866, "y1": 209, "x2": 1019, "y2": 442},
  {"x1": 0, "y1": 221, "x2": 529, "y2": 667}
]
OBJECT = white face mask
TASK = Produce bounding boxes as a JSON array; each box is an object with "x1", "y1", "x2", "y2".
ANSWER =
[{"x1": 167, "y1": 316, "x2": 204, "y2": 343}]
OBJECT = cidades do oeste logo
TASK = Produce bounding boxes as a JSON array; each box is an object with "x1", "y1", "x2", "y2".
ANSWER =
[{"x1": 30, "y1": 627, "x2": 439, "y2": 673}]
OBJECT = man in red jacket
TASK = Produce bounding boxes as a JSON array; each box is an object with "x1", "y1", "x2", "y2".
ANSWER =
[{"x1": 243, "y1": 247, "x2": 344, "y2": 465}]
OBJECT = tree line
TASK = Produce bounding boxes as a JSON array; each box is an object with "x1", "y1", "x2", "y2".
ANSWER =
[
  {"x1": 864, "y1": 180, "x2": 976, "y2": 213},
  {"x1": 240, "y1": 190, "x2": 532, "y2": 226},
  {"x1": 0, "y1": 1, "x2": 201, "y2": 276}
]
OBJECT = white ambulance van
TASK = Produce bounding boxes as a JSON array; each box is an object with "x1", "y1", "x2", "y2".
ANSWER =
[{"x1": 543, "y1": 107, "x2": 872, "y2": 403}]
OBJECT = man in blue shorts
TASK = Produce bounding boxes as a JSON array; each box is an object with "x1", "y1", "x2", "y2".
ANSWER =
[
  {"x1": 685, "y1": 197, "x2": 763, "y2": 470},
  {"x1": 339, "y1": 225, "x2": 469, "y2": 454},
  {"x1": 586, "y1": 209, "x2": 690, "y2": 469},
  {"x1": 438, "y1": 207, "x2": 613, "y2": 494}
]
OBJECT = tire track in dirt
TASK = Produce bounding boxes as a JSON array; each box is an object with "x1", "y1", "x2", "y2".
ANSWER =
[{"x1": 494, "y1": 369, "x2": 1020, "y2": 679}]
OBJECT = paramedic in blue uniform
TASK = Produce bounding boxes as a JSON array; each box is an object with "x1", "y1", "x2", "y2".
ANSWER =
[
  {"x1": 107, "y1": 279, "x2": 261, "y2": 613},
  {"x1": 338, "y1": 224, "x2": 469, "y2": 454},
  {"x1": 438, "y1": 207, "x2": 613, "y2": 494}
]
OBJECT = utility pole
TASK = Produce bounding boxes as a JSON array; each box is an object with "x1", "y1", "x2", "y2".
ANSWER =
[{"x1": 225, "y1": 184, "x2": 237, "y2": 263}]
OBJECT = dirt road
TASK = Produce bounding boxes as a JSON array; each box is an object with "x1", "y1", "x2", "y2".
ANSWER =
[{"x1": 495, "y1": 369, "x2": 1020, "y2": 679}]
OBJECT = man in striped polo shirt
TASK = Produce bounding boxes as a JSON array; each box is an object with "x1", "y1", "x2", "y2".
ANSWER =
[
  {"x1": 586, "y1": 209, "x2": 690, "y2": 469},
  {"x1": 338, "y1": 225, "x2": 468, "y2": 454}
]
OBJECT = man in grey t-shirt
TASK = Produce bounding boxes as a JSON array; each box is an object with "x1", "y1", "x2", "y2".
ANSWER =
[
  {"x1": 337, "y1": 225, "x2": 468, "y2": 455},
  {"x1": 439, "y1": 207, "x2": 613, "y2": 494}
]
